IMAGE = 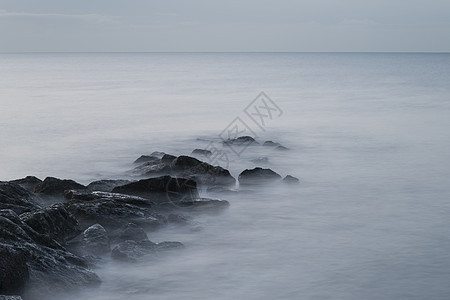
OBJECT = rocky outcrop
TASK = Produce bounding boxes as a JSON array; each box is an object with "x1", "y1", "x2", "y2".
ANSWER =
[
  {"x1": 191, "y1": 149, "x2": 212, "y2": 157},
  {"x1": 87, "y1": 180, "x2": 132, "y2": 192},
  {"x1": 0, "y1": 209, "x2": 100, "y2": 298},
  {"x1": 112, "y1": 176, "x2": 199, "y2": 204},
  {"x1": 109, "y1": 223, "x2": 148, "y2": 244},
  {"x1": 238, "y1": 167, "x2": 282, "y2": 185},
  {"x1": 133, "y1": 155, "x2": 160, "y2": 164},
  {"x1": 0, "y1": 182, "x2": 41, "y2": 214},
  {"x1": 34, "y1": 177, "x2": 86, "y2": 197},
  {"x1": 20, "y1": 203, "x2": 81, "y2": 244},
  {"x1": 223, "y1": 136, "x2": 258, "y2": 146},
  {"x1": 9, "y1": 176, "x2": 42, "y2": 193}
]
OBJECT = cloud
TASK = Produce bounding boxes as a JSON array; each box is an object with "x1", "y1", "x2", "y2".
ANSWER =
[{"x1": 0, "y1": 9, "x2": 119, "y2": 24}]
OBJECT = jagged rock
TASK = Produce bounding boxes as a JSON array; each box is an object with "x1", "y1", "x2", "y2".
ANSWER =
[
  {"x1": 109, "y1": 223, "x2": 148, "y2": 244},
  {"x1": 9, "y1": 176, "x2": 42, "y2": 193},
  {"x1": 112, "y1": 176, "x2": 199, "y2": 204},
  {"x1": 81, "y1": 224, "x2": 110, "y2": 255},
  {"x1": 65, "y1": 190, "x2": 155, "y2": 208},
  {"x1": 150, "y1": 151, "x2": 166, "y2": 159},
  {"x1": 161, "y1": 154, "x2": 177, "y2": 163},
  {"x1": 191, "y1": 149, "x2": 212, "y2": 157},
  {"x1": 183, "y1": 163, "x2": 236, "y2": 186},
  {"x1": 34, "y1": 177, "x2": 86, "y2": 197},
  {"x1": 223, "y1": 136, "x2": 258, "y2": 146},
  {"x1": 87, "y1": 180, "x2": 132, "y2": 192},
  {"x1": 111, "y1": 239, "x2": 183, "y2": 262},
  {"x1": 0, "y1": 210, "x2": 100, "y2": 298},
  {"x1": 171, "y1": 156, "x2": 202, "y2": 171},
  {"x1": 132, "y1": 159, "x2": 172, "y2": 176},
  {"x1": 133, "y1": 155, "x2": 160, "y2": 164},
  {"x1": 238, "y1": 167, "x2": 282, "y2": 185},
  {"x1": 0, "y1": 182, "x2": 41, "y2": 214},
  {"x1": 20, "y1": 203, "x2": 81, "y2": 244},
  {"x1": 283, "y1": 175, "x2": 299, "y2": 184}
]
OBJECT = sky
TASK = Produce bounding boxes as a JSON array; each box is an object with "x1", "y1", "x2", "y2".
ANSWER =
[{"x1": 0, "y1": 0, "x2": 449, "y2": 52}]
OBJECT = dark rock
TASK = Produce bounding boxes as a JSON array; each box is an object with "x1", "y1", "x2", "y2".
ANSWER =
[
  {"x1": 263, "y1": 140, "x2": 281, "y2": 147},
  {"x1": 81, "y1": 224, "x2": 110, "y2": 255},
  {"x1": 111, "y1": 239, "x2": 183, "y2": 262},
  {"x1": 133, "y1": 155, "x2": 160, "y2": 164},
  {"x1": 275, "y1": 145, "x2": 289, "y2": 151},
  {"x1": 150, "y1": 151, "x2": 166, "y2": 159},
  {"x1": 87, "y1": 180, "x2": 132, "y2": 192},
  {"x1": 283, "y1": 175, "x2": 300, "y2": 184},
  {"x1": 20, "y1": 203, "x2": 81, "y2": 244},
  {"x1": 9, "y1": 176, "x2": 42, "y2": 193},
  {"x1": 164, "y1": 198, "x2": 230, "y2": 212},
  {"x1": 34, "y1": 177, "x2": 86, "y2": 197},
  {"x1": 0, "y1": 245, "x2": 29, "y2": 295},
  {"x1": 171, "y1": 155, "x2": 202, "y2": 171},
  {"x1": 223, "y1": 136, "x2": 258, "y2": 146},
  {"x1": 65, "y1": 190, "x2": 155, "y2": 208},
  {"x1": 191, "y1": 149, "x2": 212, "y2": 157},
  {"x1": 109, "y1": 223, "x2": 148, "y2": 244},
  {"x1": 133, "y1": 159, "x2": 172, "y2": 176},
  {"x1": 238, "y1": 167, "x2": 282, "y2": 185},
  {"x1": 0, "y1": 210, "x2": 100, "y2": 298},
  {"x1": 0, "y1": 182, "x2": 41, "y2": 214},
  {"x1": 183, "y1": 163, "x2": 236, "y2": 186},
  {"x1": 112, "y1": 176, "x2": 199, "y2": 204},
  {"x1": 161, "y1": 154, "x2": 177, "y2": 163}
]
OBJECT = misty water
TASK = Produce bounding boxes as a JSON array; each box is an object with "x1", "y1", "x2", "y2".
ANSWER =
[{"x1": 1, "y1": 53, "x2": 450, "y2": 299}]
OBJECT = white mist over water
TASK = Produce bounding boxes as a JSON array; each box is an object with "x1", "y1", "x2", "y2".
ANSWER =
[{"x1": 1, "y1": 53, "x2": 450, "y2": 299}]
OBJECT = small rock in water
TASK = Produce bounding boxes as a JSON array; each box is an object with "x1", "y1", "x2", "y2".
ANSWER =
[
  {"x1": 82, "y1": 224, "x2": 110, "y2": 255},
  {"x1": 283, "y1": 175, "x2": 300, "y2": 184},
  {"x1": 191, "y1": 149, "x2": 212, "y2": 157},
  {"x1": 238, "y1": 167, "x2": 282, "y2": 185},
  {"x1": 223, "y1": 136, "x2": 258, "y2": 146},
  {"x1": 263, "y1": 140, "x2": 281, "y2": 147},
  {"x1": 275, "y1": 145, "x2": 289, "y2": 151}
]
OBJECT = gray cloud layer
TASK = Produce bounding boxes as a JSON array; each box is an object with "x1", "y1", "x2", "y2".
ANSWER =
[{"x1": 0, "y1": 0, "x2": 449, "y2": 52}]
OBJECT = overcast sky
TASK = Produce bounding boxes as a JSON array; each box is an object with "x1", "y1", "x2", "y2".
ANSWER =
[{"x1": 0, "y1": 0, "x2": 449, "y2": 52}]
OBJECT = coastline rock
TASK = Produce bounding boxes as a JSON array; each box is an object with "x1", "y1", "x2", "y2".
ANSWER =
[
  {"x1": 20, "y1": 203, "x2": 81, "y2": 244},
  {"x1": 65, "y1": 190, "x2": 155, "y2": 208},
  {"x1": 133, "y1": 155, "x2": 160, "y2": 164},
  {"x1": 133, "y1": 159, "x2": 172, "y2": 176},
  {"x1": 34, "y1": 177, "x2": 86, "y2": 197},
  {"x1": 112, "y1": 176, "x2": 199, "y2": 204},
  {"x1": 263, "y1": 141, "x2": 281, "y2": 147},
  {"x1": 0, "y1": 245, "x2": 29, "y2": 295},
  {"x1": 81, "y1": 224, "x2": 110, "y2": 255},
  {"x1": 9, "y1": 176, "x2": 42, "y2": 193},
  {"x1": 283, "y1": 175, "x2": 300, "y2": 184},
  {"x1": 275, "y1": 145, "x2": 289, "y2": 151},
  {"x1": 111, "y1": 239, "x2": 183, "y2": 262},
  {"x1": 238, "y1": 167, "x2": 282, "y2": 185},
  {"x1": 191, "y1": 149, "x2": 212, "y2": 157},
  {"x1": 161, "y1": 154, "x2": 177, "y2": 163},
  {"x1": 223, "y1": 136, "x2": 258, "y2": 146},
  {"x1": 87, "y1": 180, "x2": 132, "y2": 193},
  {"x1": 0, "y1": 210, "x2": 100, "y2": 298},
  {"x1": 0, "y1": 182, "x2": 41, "y2": 214}
]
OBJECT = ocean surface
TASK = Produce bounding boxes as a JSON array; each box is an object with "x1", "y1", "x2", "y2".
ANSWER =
[{"x1": 1, "y1": 52, "x2": 450, "y2": 299}]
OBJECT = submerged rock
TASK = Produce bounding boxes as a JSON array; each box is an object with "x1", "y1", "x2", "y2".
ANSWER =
[
  {"x1": 275, "y1": 145, "x2": 289, "y2": 151},
  {"x1": 20, "y1": 203, "x2": 81, "y2": 244},
  {"x1": 0, "y1": 182, "x2": 41, "y2": 214},
  {"x1": 81, "y1": 224, "x2": 110, "y2": 255},
  {"x1": 191, "y1": 149, "x2": 212, "y2": 157},
  {"x1": 34, "y1": 177, "x2": 86, "y2": 197},
  {"x1": 87, "y1": 180, "x2": 132, "y2": 193},
  {"x1": 238, "y1": 167, "x2": 282, "y2": 185},
  {"x1": 162, "y1": 198, "x2": 230, "y2": 213},
  {"x1": 223, "y1": 136, "x2": 258, "y2": 146},
  {"x1": 9, "y1": 176, "x2": 42, "y2": 193},
  {"x1": 0, "y1": 209, "x2": 100, "y2": 298},
  {"x1": 263, "y1": 140, "x2": 281, "y2": 147},
  {"x1": 111, "y1": 239, "x2": 184, "y2": 262},
  {"x1": 283, "y1": 175, "x2": 300, "y2": 184},
  {"x1": 109, "y1": 223, "x2": 148, "y2": 244}
]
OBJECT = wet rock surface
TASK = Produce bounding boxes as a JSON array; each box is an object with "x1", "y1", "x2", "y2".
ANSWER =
[
  {"x1": 34, "y1": 177, "x2": 86, "y2": 197},
  {"x1": 87, "y1": 179, "x2": 132, "y2": 192},
  {"x1": 81, "y1": 224, "x2": 110, "y2": 255},
  {"x1": 0, "y1": 182, "x2": 41, "y2": 214},
  {"x1": 238, "y1": 167, "x2": 282, "y2": 185},
  {"x1": 9, "y1": 176, "x2": 42, "y2": 193}
]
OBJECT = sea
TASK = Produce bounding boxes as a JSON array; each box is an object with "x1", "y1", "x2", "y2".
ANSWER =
[{"x1": 1, "y1": 52, "x2": 450, "y2": 300}]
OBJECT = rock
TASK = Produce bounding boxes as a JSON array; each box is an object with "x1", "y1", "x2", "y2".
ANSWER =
[
  {"x1": 109, "y1": 223, "x2": 148, "y2": 244},
  {"x1": 34, "y1": 177, "x2": 86, "y2": 197},
  {"x1": 0, "y1": 296, "x2": 23, "y2": 300},
  {"x1": 111, "y1": 239, "x2": 184, "y2": 262},
  {"x1": 191, "y1": 149, "x2": 212, "y2": 157},
  {"x1": 238, "y1": 167, "x2": 282, "y2": 185},
  {"x1": 133, "y1": 155, "x2": 160, "y2": 164},
  {"x1": 87, "y1": 180, "x2": 132, "y2": 192},
  {"x1": 112, "y1": 176, "x2": 199, "y2": 204},
  {"x1": 132, "y1": 159, "x2": 172, "y2": 176},
  {"x1": 223, "y1": 136, "x2": 258, "y2": 146},
  {"x1": 161, "y1": 154, "x2": 177, "y2": 163},
  {"x1": 150, "y1": 151, "x2": 166, "y2": 159},
  {"x1": 275, "y1": 145, "x2": 289, "y2": 151},
  {"x1": 0, "y1": 182, "x2": 41, "y2": 214},
  {"x1": 81, "y1": 224, "x2": 110, "y2": 255},
  {"x1": 20, "y1": 203, "x2": 81, "y2": 244},
  {"x1": 171, "y1": 155, "x2": 202, "y2": 171},
  {"x1": 164, "y1": 198, "x2": 230, "y2": 212},
  {"x1": 0, "y1": 210, "x2": 100, "y2": 298},
  {"x1": 263, "y1": 140, "x2": 281, "y2": 147},
  {"x1": 65, "y1": 190, "x2": 155, "y2": 208},
  {"x1": 0, "y1": 245, "x2": 29, "y2": 295},
  {"x1": 9, "y1": 176, "x2": 42, "y2": 193},
  {"x1": 283, "y1": 175, "x2": 300, "y2": 184}
]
